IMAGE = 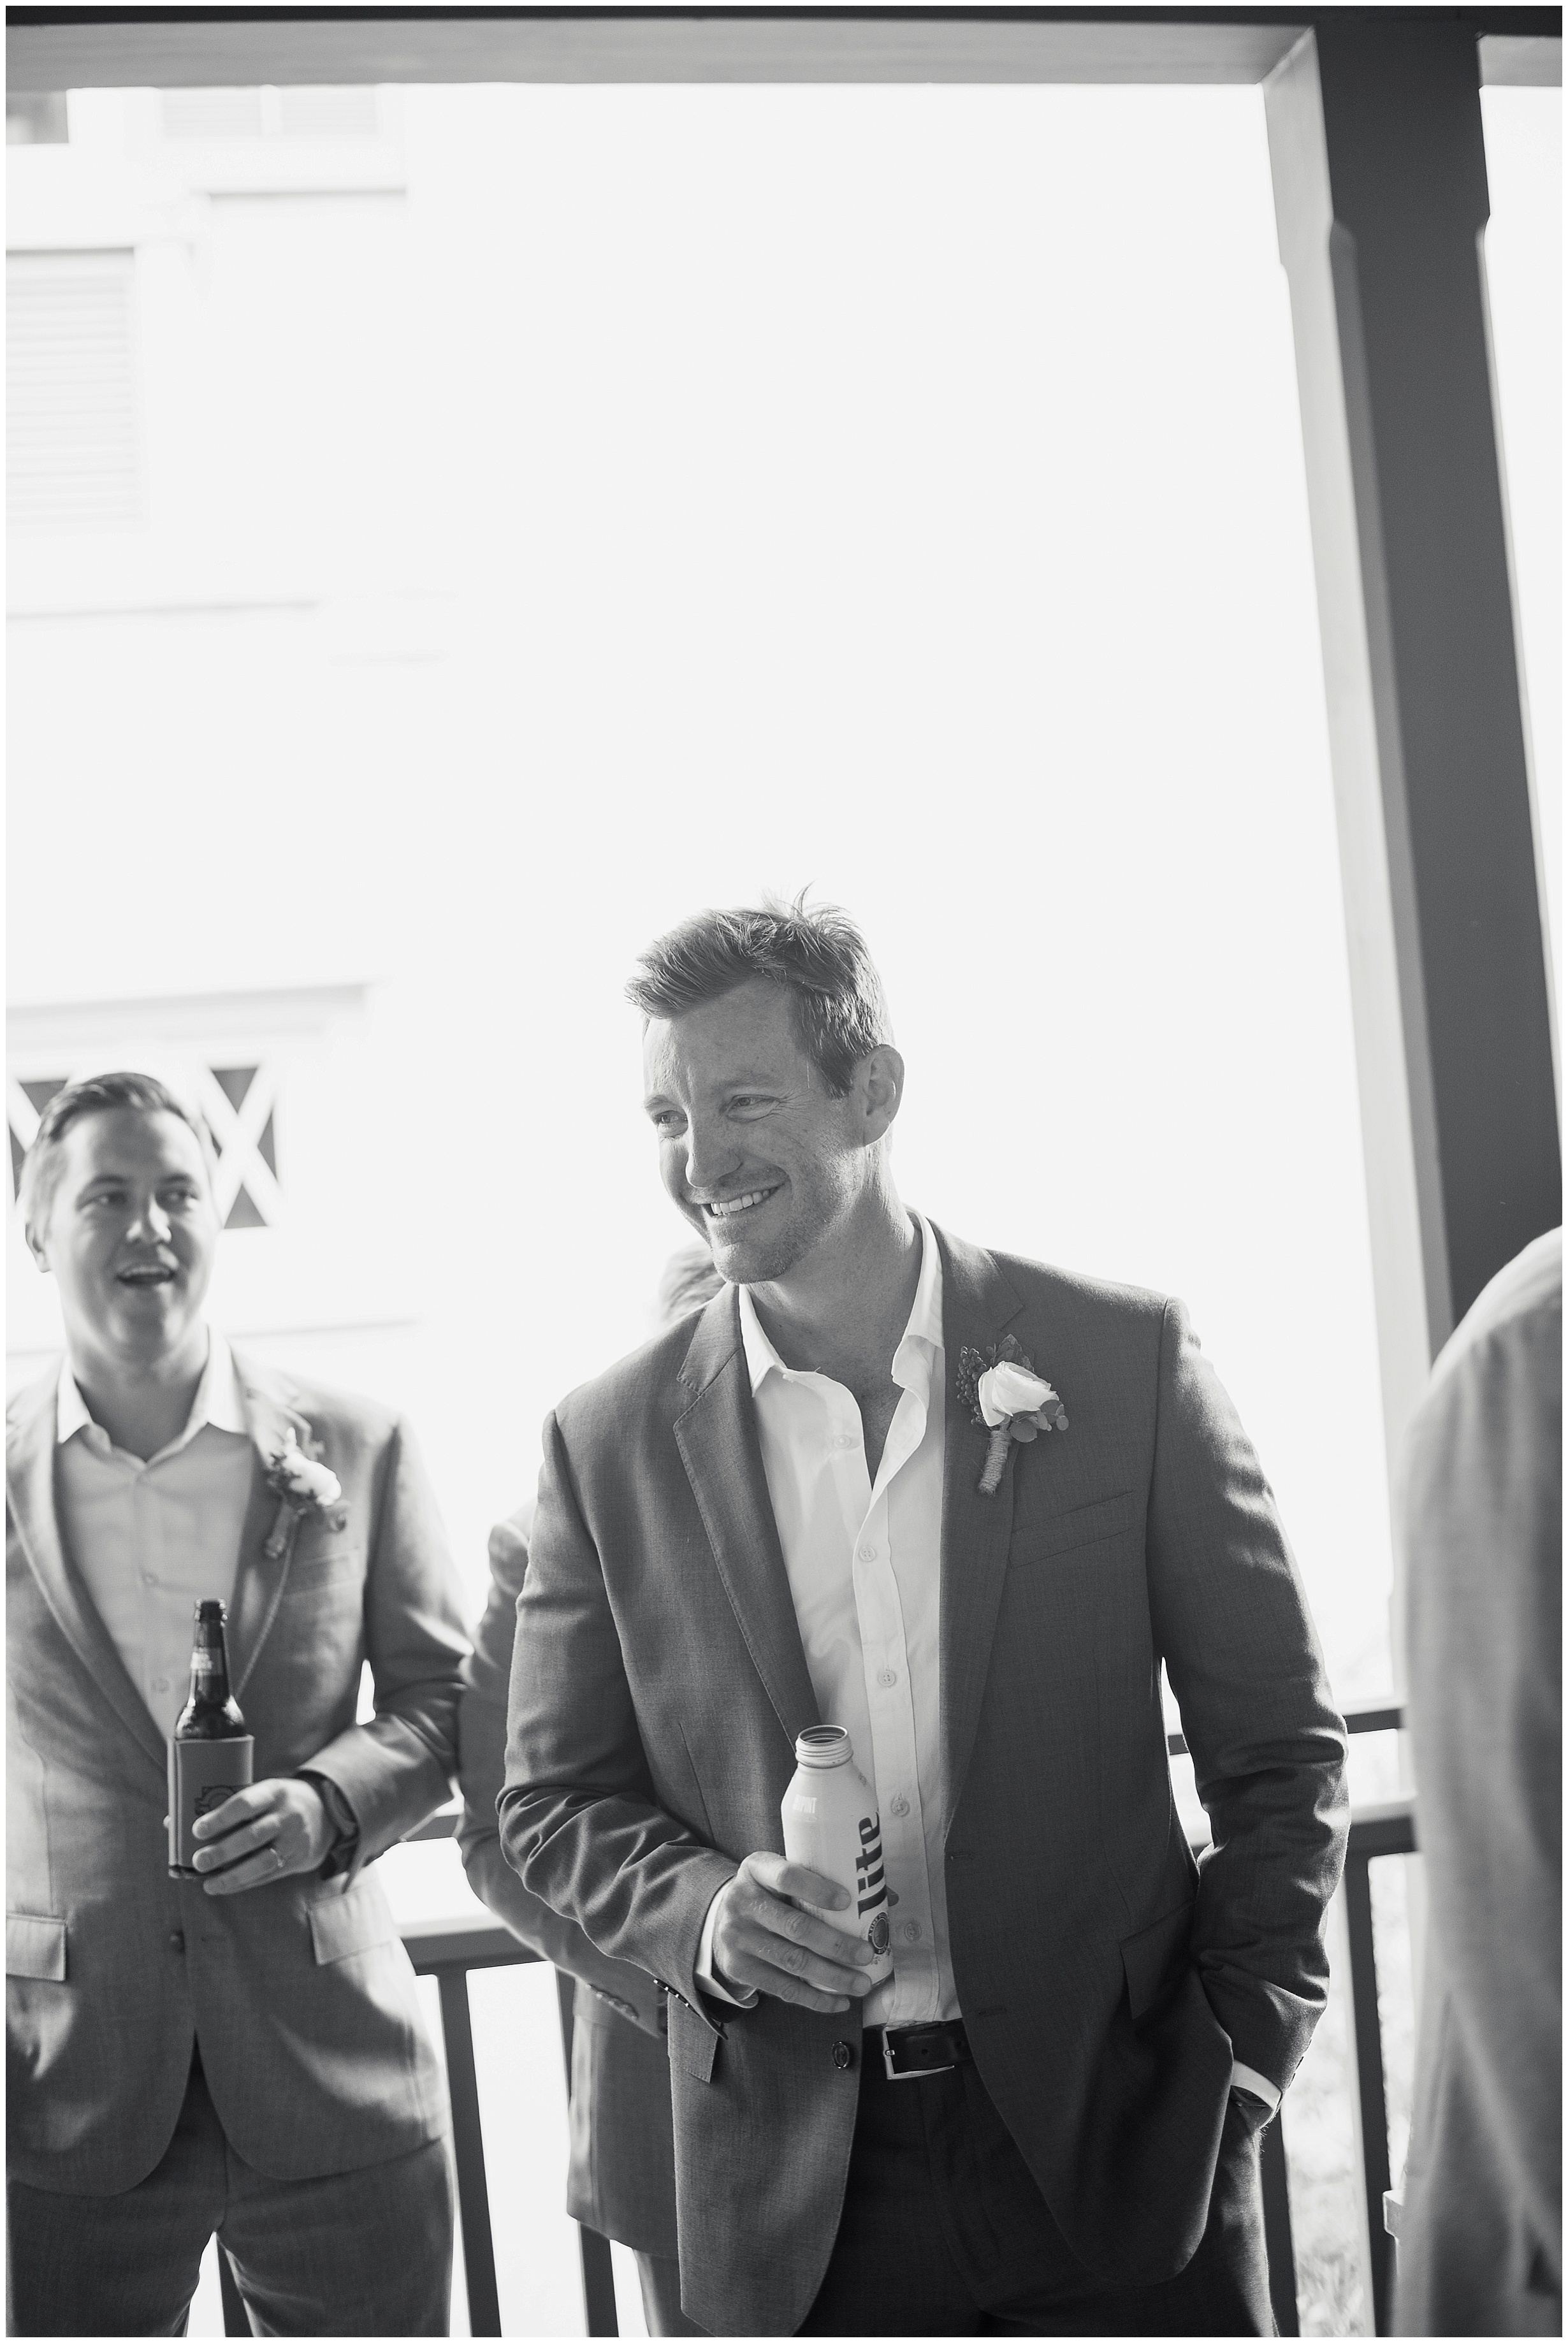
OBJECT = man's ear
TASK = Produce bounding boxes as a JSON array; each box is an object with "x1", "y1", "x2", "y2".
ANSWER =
[
  {"x1": 859, "y1": 1046, "x2": 906, "y2": 1143},
  {"x1": 23, "y1": 1215, "x2": 51, "y2": 1275}
]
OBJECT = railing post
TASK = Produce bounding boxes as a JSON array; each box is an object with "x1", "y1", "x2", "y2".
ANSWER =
[
  {"x1": 438, "y1": 1968, "x2": 504, "y2": 2338},
  {"x1": 218, "y1": 2245, "x2": 248, "y2": 2337},
  {"x1": 1340, "y1": 1854, "x2": 1395, "y2": 2334},
  {"x1": 555, "y1": 1969, "x2": 620, "y2": 2339},
  {"x1": 1259, "y1": 2114, "x2": 1300, "y2": 2335}
]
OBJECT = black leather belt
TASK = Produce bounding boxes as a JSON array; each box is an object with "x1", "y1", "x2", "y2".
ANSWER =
[{"x1": 873, "y1": 2019, "x2": 972, "y2": 2081}]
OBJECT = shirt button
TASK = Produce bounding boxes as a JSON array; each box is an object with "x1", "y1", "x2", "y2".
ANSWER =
[
  {"x1": 877, "y1": 1668, "x2": 897, "y2": 1689},
  {"x1": 152, "y1": 1677, "x2": 170, "y2": 1693},
  {"x1": 889, "y1": 1795, "x2": 911, "y2": 1818},
  {"x1": 857, "y1": 1544, "x2": 878, "y2": 1563},
  {"x1": 831, "y1": 2040, "x2": 854, "y2": 2072},
  {"x1": 901, "y1": 1921, "x2": 923, "y2": 1945},
  {"x1": 142, "y1": 1573, "x2": 158, "y2": 1588},
  {"x1": 836, "y1": 1435, "x2": 857, "y2": 1451},
  {"x1": 168, "y1": 1932, "x2": 185, "y2": 1953}
]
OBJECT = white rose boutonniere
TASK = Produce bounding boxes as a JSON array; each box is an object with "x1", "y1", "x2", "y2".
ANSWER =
[
  {"x1": 263, "y1": 1428, "x2": 344, "y2": 1562},
  {"x1": 956, "y1": 1338, "x2": 1069, "y2": 1497}
]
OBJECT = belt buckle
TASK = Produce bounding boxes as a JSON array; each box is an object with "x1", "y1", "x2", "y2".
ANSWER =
[{"x1": 881, "y1": 2024, "x2": 957, "y2": 2082}]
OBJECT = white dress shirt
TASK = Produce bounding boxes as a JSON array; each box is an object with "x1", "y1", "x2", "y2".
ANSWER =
[
  {"x1": 693, "y1": 1215, "x2": 1280, "y2": 2108},
  {"x1": 55, "y1": 1330, "x2": 256, "y2": 1743}
]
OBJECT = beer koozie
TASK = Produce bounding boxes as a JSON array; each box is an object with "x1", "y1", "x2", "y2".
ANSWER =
[{"x1": 167, "y1": 1736, "x2": 255, "y2": 1875}]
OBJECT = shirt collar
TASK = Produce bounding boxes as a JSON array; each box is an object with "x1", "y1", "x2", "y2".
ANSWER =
[
  {"x1": 56, "y1": 1327, "x2": 249, "y2": 1456},
  {"x1": 737, "y1": 1212, "x2": 945, "y2": 1398}
]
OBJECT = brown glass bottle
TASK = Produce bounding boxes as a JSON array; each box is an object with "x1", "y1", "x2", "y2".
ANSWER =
[
  {"x1": 174, "y1": 1599, "x2": 247, "y2": 1739},
  {"x1": 167, "y1": 1600, "x2": 254, "y2": 1876}
]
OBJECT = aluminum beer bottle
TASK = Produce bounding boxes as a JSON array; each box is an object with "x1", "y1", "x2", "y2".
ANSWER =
[
  {"x1": 167, "y1": 1599, "x2": 254, "y2": 1878},
  {"x1": 780, "y1": 1724, "x2": 894, "y2": 1985}
]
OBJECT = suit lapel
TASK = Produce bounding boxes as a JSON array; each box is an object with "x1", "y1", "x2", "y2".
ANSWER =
[
  {"x1": 6, "y1": 1374, "x2": 167, "y2": 1775},
  {"x1": 674, "y1": 1289, "x2": 820, "y2": 1752},
  {"x1": 935, "y1": 1226, "x2": 1025, "y2": 1820},
  {"x1": 228, "y1": 1353, "x2": 313, "y2": 1699}
]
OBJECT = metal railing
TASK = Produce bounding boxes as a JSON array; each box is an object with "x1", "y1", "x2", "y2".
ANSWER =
[{"x1": 217, "y1": 1699, "x2": 1414, "y2": 2338}]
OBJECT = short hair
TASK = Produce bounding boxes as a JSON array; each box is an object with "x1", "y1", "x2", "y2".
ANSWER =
[
  {"x1": 20, "y1": 1071, "x2": 215, "y2": 1235},
  {"x1": 626, "y1": 896, "x2": 892, "y2": 1097}
]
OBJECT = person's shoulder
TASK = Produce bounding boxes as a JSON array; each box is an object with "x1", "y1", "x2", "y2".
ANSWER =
[
  {"x1": 6, "y1": 1362, "x2": 59, "y2": 1444},
  {"x1": 551, "y1": 1290, "x2": 736, "y2": 1442},
  {"x1": 1424, "y1": 1228, "x2": 1561, "y2": 1404},
  {"x1": 231, "y1": 1351, "x2": 402, "y2": 1449},
  {"x1": 948, "y1": 1229, "x2": 1171, "y2": 1335}
]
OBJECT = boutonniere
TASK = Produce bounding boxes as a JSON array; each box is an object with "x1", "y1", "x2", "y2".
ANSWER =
[
  {"x1": 955, "y1": 1337, "x2": 1068, "y2": 1497},
  {"x1": 263, "y1": 1428, "x2": 344, "y2": 1562}
]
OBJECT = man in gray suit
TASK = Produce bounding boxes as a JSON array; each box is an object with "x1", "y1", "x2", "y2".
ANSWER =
[
  {"x1": 502, "y1": 901, "x2": 1348, "y2": 2335},
  {"x1": 1395, "y1": 1228, "x2": 1560, "y2": 2337},
  {"x1": 7, "y1": 1072, "x2": 470, "y2": 2336}
]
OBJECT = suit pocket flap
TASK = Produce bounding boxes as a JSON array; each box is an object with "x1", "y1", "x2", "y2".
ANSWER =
[
  {"x1": 1121, "y1": 1898, "x2": 1194, "y2": 2022},
  {"x1": 1015, "y1": 1488, "x2": 1138, "y2": 1564},
  {"x1": 7, "y1": 1913, "x2": 66, "y2": 1981},
  {"x1": 309, "y1": 1878, "x2": 396, "y2": 1965},
  {"x1": 666, "y1": 1990, "x2": 721, "y2": 2084}
]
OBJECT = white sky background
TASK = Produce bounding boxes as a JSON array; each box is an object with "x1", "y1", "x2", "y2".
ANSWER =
[{"x1": 9, "y1": 81, "x2": 1560, "y2": 1724}]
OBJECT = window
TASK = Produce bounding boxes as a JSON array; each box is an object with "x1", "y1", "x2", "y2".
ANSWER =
[
  {"x1": 159, "y1": 85, "x2": 381, "y2": 142},
  {"x1": 6, "y1": 251, "x2": 142, "y2": 530}
]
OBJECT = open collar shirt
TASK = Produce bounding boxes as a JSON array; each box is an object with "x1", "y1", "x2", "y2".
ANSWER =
[
  {"x1": 735, "y1": 1211, "x2": 957, "y2": 2030},
  {"x1": 55, "y1": 1329, "x2": 256, "y2": 1743}
]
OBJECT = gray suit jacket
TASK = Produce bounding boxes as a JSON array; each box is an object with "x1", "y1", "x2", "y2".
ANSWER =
[
  {"x1": 458, "y1": 1509, "x2": 678, "y2": 2256},
  {"x1": 7, "y1": 1351, "x2": 471, "y2": 2193},
  {"x1": 1396, "y1": 1230, "x2": 1562, "y2": 2336},
  {"x1": 502, "y1": 1226, "x2": 1349, "y2": 2335}
]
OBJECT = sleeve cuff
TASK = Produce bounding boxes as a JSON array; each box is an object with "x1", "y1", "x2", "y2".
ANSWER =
[
  {"x1": 298, "y1": 1770, "x2": 361, "y2": 1881},
  {"x1": 1230, "y1": 2060, "x2": 1280, "y2": 2112},
  {"x1": 696, "y1": 1883, "x2": 758, "y2": 2009}
]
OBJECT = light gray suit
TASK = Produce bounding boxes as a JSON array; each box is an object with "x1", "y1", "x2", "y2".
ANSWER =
[
  {"x1": 1396, "y1": 1230, "x2": 1561, "y2": 2336},
  {"x1": 503, "y1": 1226, "x2": 1349, "y2": 2335},
  {"x1": 6, "y1": 1351, "x2": 470, "y2": 2198}
]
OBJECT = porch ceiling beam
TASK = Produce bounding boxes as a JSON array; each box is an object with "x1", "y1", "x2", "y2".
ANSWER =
[{"x1": 4, "y1": 7, "x2": 1559, "y2": 93}]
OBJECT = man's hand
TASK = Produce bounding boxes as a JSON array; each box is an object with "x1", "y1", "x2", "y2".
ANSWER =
[
  {"x1": 710, "y1": 1853, "x2": 880, "y2": 2013},
  {"x1": 192, "y1": 1778, "x2": 333, "y2": 1896}
]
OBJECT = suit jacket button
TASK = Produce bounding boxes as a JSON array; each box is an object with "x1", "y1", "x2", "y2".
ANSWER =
[
  {"x1": 168, "y1": 1932, "x2": 185, "y2": 1952},
  {"x1": 832, "y1": 2040, "x2": 853, "y2": 2071}
]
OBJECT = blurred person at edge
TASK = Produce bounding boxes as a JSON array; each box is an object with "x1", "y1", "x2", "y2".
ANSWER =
[
  {"x1": 6, "y1": 1072, "x2": 470, "y2": 2339},
  {"x1": 502, "y1": 899, "x2": 1349, "y2": 2339},
  {"x1": 1395, "y1": 1228, "x2": 1561, "y2": 2338},
  {"x1": 458, "y1": 1244, "x2": 720, "y2": 2339}
]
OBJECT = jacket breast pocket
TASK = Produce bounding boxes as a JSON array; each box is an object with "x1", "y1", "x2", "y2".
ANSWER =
[
  {"x1": 308, "y1": 1876, "x2": 396, "y2": 1965},
  {"x1": 1010, "y1": 1488, "x2": 1139, "y2": 1568},
  {"x1": 1120, "y1": 1897, "x2": 1195, "y2": 2024},
  {"x1": 6, "y1": 1913, "x2": 66, "y2": 1982},
  {"x1": 666, "y1": 1990, "x2": 721, "y2": 2084}
]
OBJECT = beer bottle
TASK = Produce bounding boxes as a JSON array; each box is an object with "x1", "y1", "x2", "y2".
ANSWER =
[
  {"x1": 167, "y1": 1600, "x2": 254, "y2": 1878},
  {"x1": 781, "y1": 1725, "x2": 894, "y2": 1986}
]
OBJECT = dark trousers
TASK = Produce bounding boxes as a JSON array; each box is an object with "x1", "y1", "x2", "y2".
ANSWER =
[
  {"x1": 797, "y1": 2048, "x2": 1274, "y2": 2337},
  {"x1": 7, "y1": 2052, "x2": 453, "y2": 2337}
]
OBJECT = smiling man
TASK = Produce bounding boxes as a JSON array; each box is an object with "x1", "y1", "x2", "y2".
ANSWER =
[
  {"x1": 6, "y1": 1071, "x2": 470, "y2": 2337},
  {"x1": 502, "y1": 899, "x2": 1349, "y2": 2337}
]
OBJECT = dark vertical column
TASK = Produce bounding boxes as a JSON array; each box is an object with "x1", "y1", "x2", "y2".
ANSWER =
[{"x1": 1268, "y1": 20, "x2": 1560, "y2": 1414}]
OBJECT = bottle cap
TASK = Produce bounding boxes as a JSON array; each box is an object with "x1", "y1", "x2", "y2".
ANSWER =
[
  {"x1": 794, "y1": 1725, "x2": 853, "y2": 1769},
  {"x1": 195, "y1": 1599, "x2": 228, "y2": 1624}
]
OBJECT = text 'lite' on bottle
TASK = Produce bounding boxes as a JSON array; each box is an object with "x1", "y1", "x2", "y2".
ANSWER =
[
  {"x1": 781, "y1": 1725, "x2": 894, "y2": 1987},
  {"x1": 166, "y1": 1599, "x2": 254, "y2": 1878}
]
